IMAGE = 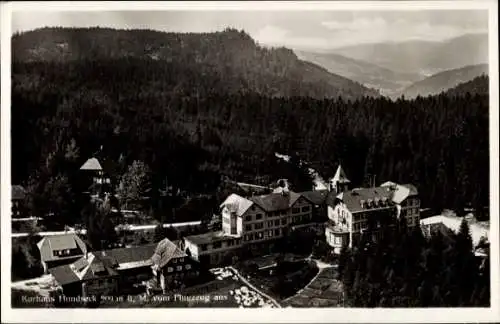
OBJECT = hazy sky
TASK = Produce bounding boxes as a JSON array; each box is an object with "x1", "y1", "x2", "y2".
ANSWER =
[{"x1": 12, "y1": 10, "x2": 488, "y2": 50}]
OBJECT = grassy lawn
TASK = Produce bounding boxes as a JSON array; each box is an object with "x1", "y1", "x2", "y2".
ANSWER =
[{"x1": 281, "y1": 267, "x2": 344, "y2": 308}]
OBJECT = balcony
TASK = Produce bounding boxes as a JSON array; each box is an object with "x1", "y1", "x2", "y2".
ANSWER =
[{"x1": 325, "y1": 220, "x2": 349, "y2": 234}]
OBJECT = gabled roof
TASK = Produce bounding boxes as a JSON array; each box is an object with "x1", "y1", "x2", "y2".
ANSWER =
[
  {"x1": 335, "y1": 187, "x2": 394, "y2": 213},
  {"x1": 300, "y1": 190, "x2": 328, "y2": 206},
  {"x1": 77, "y1": 253, "x2": 119, "y2": 281},
  {"x1": 330, "y1": 165, "x2": 350, "y2": 184},
  {"x1": 330, "y1": 182, "x2": 419, "y2": 212},
  {"x1": 11, "y1": 185, "x2": 26, "y2": 200},
  {"x1": 391, "y1": 185, "x2": 411, "y2": 204},
  {"x1": 80, "y1": 157, "x2": 103, "y2": 171},
  {"x1": 220, "y1": 194, "x2": 254, "y2": 216},
  {"x1": 49, "y1": 264, "x2": 80, "y2": 286},
  {"x1": 401, "y1": 183, "x2": 418, "y2": 196},
  {"x1": 49, "y1": 252, "x2": 119, "y2": 286},
  {"x1": 249, "y1": 191, "x2": 302, "y2": 212},
  {"x1": 151, "y1": 238, "x2": 186, "y2": 269},
  {"x1": 37, "y1": 234, "x2": 87, "y2": 263},
  {"x1": 97, "y1": 244, "x2": 157, "y2": 265}
]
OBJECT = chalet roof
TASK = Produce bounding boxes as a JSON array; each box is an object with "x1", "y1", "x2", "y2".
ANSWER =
[
  {"x1": 185, "y1": 231, "x2": 237, "y2": 246},
  {"x1": 336, "y1": 187, "x2": 394, "y2": 213},
  {"x1": 249, "y1": 191, "x2": 301, "y2": 212},
  {"x1": 151, "y1": 238, "x2": 186, "y2": 268},
  {"x1": 49, "y1": 264, "x2": 80, "y2": 286},
  {"x1": 391, "y1": 185, "x2": 411, "y2": 204},
  {"x1": 37, "y1": 234, "x2": 87, "y2": 263},
  {"x1": 49, "y1": 253, "x2": 119, "y2": 286},
  {"x1": 329, "y1": 182, "x2": 419, "y2": 212},
  {"x1": 300, "y1": 190, "x2": 328, "y2": 206},
  {"x1": 220, "y1": 194, "x2": 254, "y2": 216},
  {"x1": 330, "y1": 165, "x2": 350, "y2": 184},
  {"x1": 79, "y1": 253, "x2": 119, "y2": 281},
  {"x1": 97, "y1": 244, "x2": 157, "y2": 265},
  {"x1": 80, "y1": 157, "x2": 103, "y2": 171},
  {"x1": 11, "y1": 185, "x2": 26, "y2": 200},
  {"x1": 401, "y1": 183, "x2": 418, "y2": 196}
]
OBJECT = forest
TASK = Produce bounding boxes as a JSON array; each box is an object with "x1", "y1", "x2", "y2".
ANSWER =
[
  {"x1": 337, "y1": 218, "x2": 490, "y2": 307},
  {"x1": 12, "y1": 53, "x2": 490, "y2": 223}
]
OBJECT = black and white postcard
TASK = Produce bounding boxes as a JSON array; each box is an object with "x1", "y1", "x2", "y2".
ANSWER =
[{"x1": 1, "y1": 1, "x2": 499, "y2": 323}]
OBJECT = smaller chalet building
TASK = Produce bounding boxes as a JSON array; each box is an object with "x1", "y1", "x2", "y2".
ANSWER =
[
  {"x1": 49, "y1": 243, "x2": 159, "y2": 297},
  {"x1": 80, "y1": 157, "x2": 112, "y2": 196},
  {"x1": 49, "y1": 252, "x2": 120, "y2": 298},
  {"x1": 150, "y1": 238, "x2": 199, "y2": 293},
  {"x1": 325, "y1": 166, "x2": 420, "y2": 253},
  {"x1": 37, "y1": 234, "x2": 88, "y2": 273}
]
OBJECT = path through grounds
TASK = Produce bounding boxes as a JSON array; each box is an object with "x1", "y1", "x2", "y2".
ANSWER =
[{"x1": 281, "y1": 256, "x2": 344, "y2": 307}]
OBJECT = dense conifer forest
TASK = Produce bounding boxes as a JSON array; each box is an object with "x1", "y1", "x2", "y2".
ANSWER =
[
  {"x1": 338, "y1": 218, "x2": 490, "y2": 307},
  {"x1": 11, "y1": 54, "x2": 489, "y2": 224}
]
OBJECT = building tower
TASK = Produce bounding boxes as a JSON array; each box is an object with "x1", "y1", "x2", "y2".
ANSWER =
[{"x1": 328, "y1": 165, "x2": 351, "y2": 194}]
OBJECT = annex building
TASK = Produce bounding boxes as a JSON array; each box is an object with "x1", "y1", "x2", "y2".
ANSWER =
[{"x1": 325, "y1": 166, "x2": 420, "y2": 253}]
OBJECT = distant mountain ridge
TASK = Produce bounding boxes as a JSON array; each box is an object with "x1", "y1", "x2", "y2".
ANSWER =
[
  {"x1": 330, "y1": 33, "x2": 488, "y2": 76},
  {"x1": 399, "y1": 64, "x2": 488, "y2": 99},
  {"x1": 295, "y1": 50, "x2": 423, "y2": 97},
  {"x1": 12, "y1": 27, "x2": 380, "y2": 100}
]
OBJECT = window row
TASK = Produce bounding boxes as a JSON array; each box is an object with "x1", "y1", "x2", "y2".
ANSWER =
[
  {"x1": 53, "y1": 249, "x2": 76, "y2": 257},
  {"x1": 93, "y1": 278, "x2": 114, "y2": 286},
  {"x1": 268, "y1": 210, "x2": 289, "y2": 217},
  {"x1": 245, "y1": 213, "x2": 264, "y2": 222},
  {"x1": 293, "y1": 206, "x2": 311, "y2": 213},
  {"x1": 244, "y1": 229, "x2": 282, "y2": 242},
  {"x1": 329, "y1": 234, "x2": 343, "y2": 245},
  {"x1": 267, "y1": 218, "x2": 287, "y2": 228},
  {"x1": 171, "y1": 257, "x2": 184, "y2": 264},
  {"x1": 167, "y1": 264, "x2": 192, "y2": 273}
]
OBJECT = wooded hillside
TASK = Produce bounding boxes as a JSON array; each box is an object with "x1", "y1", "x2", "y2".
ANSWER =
[
  {"x1": 12, "y1": 52, "x2": 489, "y2": 224},
  {"x1": 12, "y1": 27, "x2": 379, "y2": 100}
]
